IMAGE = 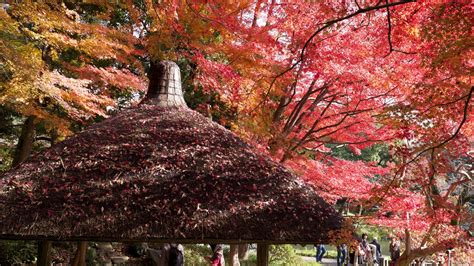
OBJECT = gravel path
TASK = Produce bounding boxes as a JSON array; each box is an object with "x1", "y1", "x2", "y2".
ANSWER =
[{"x1": 300, "y1": 256, "x2": 338, "y2": 265}]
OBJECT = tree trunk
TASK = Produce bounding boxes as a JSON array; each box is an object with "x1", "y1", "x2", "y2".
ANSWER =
[
  {"x1": 12, "y1": 116, "x2": 44, "y2": 264},
  {"x1": 394, "y1": 229, "x2": 412, "y2": 266},
  {"x1": 394, "y1": 237, "x2": 459, "y2": 266},
  {"x1": 37, "y1": 241, "x2": 52, "y2": 266},
  {"x1": 71, "y1": 241, "x2": 88, "y2": 266},
  {"x1": 11, "y1": 116, "x2": 36, "y2": 167},
  {"x1": 229, "y1": 244, "x2": 240, "y2": 266},
  {"x1": 257, "y1": 244, "x2": 269, "y2": 266},
  {"x1": 238, "y1": 244, "x2": 249, "y2": 260},
  {"x1": 405, "y1": 228, "x2": 411, "y2": 256},
  {"x1": 394, "y1": 255, "x2": 413, "y2": 266}
]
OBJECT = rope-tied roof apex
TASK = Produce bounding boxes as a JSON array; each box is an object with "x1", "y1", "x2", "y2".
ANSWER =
[{"x1": 143, "y1": 60, "x2": 187, "y2": 107}]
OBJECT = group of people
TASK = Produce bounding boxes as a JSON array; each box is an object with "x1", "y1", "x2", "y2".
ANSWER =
[
  {"x1": 141, "y1": 243, "x2": 185, "y2": 265},
  {"x1": 316, "y1": 234, "x2": 401, "y2": 266},
  {"x1": 133, "y1": 243, "x2": 225, "y2": 266},
  {"x1": 353, "y1": 233, "x2": 383, "y2": 265}
]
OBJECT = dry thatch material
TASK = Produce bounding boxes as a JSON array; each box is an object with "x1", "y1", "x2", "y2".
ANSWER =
[{"x1": 0, "y1": 61, "x2": 342, "y2": 243}]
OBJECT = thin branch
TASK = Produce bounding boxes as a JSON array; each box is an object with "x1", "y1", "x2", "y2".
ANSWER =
[
  {"x1": 406, "y1": 86, "x2": 473, "y2": 166},
  {"x1": 384, "y1": 0, "x2": 417, "y2": 56},
  {"x1": 421, "y1": 93, "x2": 470, "y2": 115},
  {"x1": 254, "y1": 0, "x2": 416, "y2": 111},
  {"x1": 292, "y1": 94, "x2": 338, "y2": 140},
  {"x1": 442, "y1": 178, "x2": 471, "y2": 201},
  {"x1": 289, "y1": 86, "x2": 332, "y2": 132},
  {"x1": 308, "y1": 121, "x2": 363, "y2": 144},
  {"x1": 279, "y1": 95, "x2": 337, "y2": 161},
  {"x1": 282, "y1": 81, "x2": 330, "y2": 134},
  {"x1": 317, "y1": 137, "x2": 395, "y2": 145},
  {"x1": 35, "y1": 136, "x2": 52, "y2": 142},
  {"x1": 391, "y1": 48, "x2": 416, "y2": 55},
  {"x1": 418, "y1": 224, "x2": 434, "y2": 250},
  {"x1": 299, "y1": 0, "x2": 415, "y2": 64},
  {"x1": 370, "y1": 86, "x2": 473, "y2": 210},
  {"x1": 385, "y1": 0, "x2": 393, "y2": 53},
  {"x1": 354, "y1": 0, "x2": 362, "y2": 10}
]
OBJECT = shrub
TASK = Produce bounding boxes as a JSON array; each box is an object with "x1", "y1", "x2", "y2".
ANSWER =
[
  {"x1": 0, "y1": 241, "x2": 37, "y2": 265},
  {"x1": 269, "y1": 244, "x2": 303, "y2": 265},
  {"x1": 183, "y1": 244, "x2": 213, "y2": 265}
]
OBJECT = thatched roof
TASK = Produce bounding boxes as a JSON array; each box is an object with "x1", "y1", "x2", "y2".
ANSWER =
[{"x1": 0, "y1": 61, "x2": 342, "y2": 243}]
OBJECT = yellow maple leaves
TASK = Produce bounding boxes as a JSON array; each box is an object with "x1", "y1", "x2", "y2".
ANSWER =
[{"x1": 1, "y1": 2, "x2": 146, "y2": 135}]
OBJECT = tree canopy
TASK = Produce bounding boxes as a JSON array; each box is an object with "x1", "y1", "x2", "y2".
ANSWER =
[{"x1": 0, "y1": 0, "x2": 472, "y2": 264}]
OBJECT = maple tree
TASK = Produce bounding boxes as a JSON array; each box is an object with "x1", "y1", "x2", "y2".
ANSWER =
[
  {"x1": 0, "y1": 0, "x2": 473, "y2": 265},
  {"x1": 1, "y1": 2, "x2": 146, "y2": 133}
]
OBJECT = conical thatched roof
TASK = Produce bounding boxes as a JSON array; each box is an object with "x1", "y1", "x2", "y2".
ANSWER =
[{"x1": 0, "y1": 61, "x2": 342, "y2": 243}]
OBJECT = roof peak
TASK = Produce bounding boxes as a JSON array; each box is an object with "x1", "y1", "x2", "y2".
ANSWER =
[{"x1": 142, "y1": 60, "x2": 187, "y2": 107}]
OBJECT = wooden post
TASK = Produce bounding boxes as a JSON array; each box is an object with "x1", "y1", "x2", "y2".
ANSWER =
[
  {"x1": 37, "y1": 241, "x2": 52, "y2": 266},
  {"x1": 71, "y1": 241, "x2": 88, "y2": 266},
  {"x1": 229, "y1": 244, "x2": 241, "y2": 266},
  {"x1": 257, "y1": 244, "x2": 269, "y2": 266},
  {"x1": 238, "y1": 244, "x2": 249, "y2": 260}
]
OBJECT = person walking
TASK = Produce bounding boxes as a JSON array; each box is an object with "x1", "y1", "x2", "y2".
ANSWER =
[
  {"x1": 360, "y1": 234, "x2": 374, "y2": 265},
  {"x1": 389, "y1": 237, "x2": 400, "y2": 266},
  {"x1": 206, "y1": 244, "x2": 225, "y2": 266},
  {"x1": 371, "y1": 238, "x2": 382, "y2": 265},
  {"x1": 168, "y1": 243, "x2": 184, "y2": 266},
  {"x1": 349, "y1": 240, "x2": 364, "y2": 266},
  {"x1": 315, "y1": 244, "x2": 326, "y2": 262},
  {"x1": 337, "y1": 243, "x2": 347, "y2": 266}
]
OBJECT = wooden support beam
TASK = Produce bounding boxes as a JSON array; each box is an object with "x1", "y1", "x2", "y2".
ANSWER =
[
  {"x1": 37, "y1": 241, "x2": 52, "y2": 266},
  {"x1": 71, "y1": 241, "x2": 88, "y2": 266},
  {"x1": 257, "y1": 243, "x2": 269, "y2": 266}
]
